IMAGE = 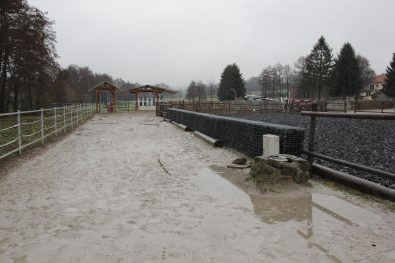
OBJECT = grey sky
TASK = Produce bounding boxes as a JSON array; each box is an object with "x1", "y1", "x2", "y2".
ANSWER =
[{"x1": 29, "y1": 0, "x2": 395, "y2": 88}]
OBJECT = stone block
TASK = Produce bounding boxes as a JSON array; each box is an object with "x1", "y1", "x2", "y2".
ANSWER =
[
  {"x1": 249, "y1": 154, "x2": 310, "y2": 192},
  {"x1": 262, "y1": 134, "x2": 279, "y2": 157}
]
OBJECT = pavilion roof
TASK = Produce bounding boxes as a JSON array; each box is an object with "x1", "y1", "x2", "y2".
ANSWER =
[
  {"x1": 128, "y1": 85, "x2": 177, "y2": 94},
  {"x1": 88, "y1": 81, "x2": 120, "y2": 92}
]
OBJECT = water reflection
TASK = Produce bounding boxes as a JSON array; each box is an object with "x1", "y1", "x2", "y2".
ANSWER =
[
  {"x1": 249, "y1": 193, "x2": 311, "y2": 224},
  {"x1": 210, "y1": 166, "x2": 384, "y2": 263}
]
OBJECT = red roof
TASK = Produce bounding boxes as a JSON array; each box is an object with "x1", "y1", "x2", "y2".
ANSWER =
[{"x1": 369, "y1": 74, "x2": 386, "y2": 84}]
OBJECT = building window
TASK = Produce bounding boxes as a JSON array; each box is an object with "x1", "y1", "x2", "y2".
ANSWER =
[{"x1": 370, "y1": 85, "x2": 374, "y2": 90}]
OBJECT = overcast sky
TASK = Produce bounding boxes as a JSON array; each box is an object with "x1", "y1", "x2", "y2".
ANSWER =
[{"x1": 29, "y1": 0, "x2": 395, "y2": 88}]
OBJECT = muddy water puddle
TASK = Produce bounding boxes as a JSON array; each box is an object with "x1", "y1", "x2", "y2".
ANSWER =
[{"x1": 195, "y1": 166, "x2": 388, "y2": 263}]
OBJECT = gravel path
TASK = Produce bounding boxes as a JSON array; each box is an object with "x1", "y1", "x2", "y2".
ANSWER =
[
  {"x1": 0, "y1": 112, "x2": 394, "y2": 262},
  {"x1": 229, "y1": 113, "x2": 395, "y2": 188}
]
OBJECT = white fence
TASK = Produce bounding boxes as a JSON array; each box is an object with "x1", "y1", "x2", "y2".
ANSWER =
[{"x1": 0, "y1": 103, "x2": 95, "y2": 161}]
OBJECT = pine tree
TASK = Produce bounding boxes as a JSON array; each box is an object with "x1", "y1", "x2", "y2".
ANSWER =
[
  {"x1": 331, "y1": 43, "x2": 363, "y2": 99},
  {"x1": 217, "y1": 63, "x2": 245, "y2": 101},
  {"x1": 305, "y1": 36, "x2": 334, "y2": 99},
  {"x1": 383, "y1": 53, "x2": 395, "y2": 98}
]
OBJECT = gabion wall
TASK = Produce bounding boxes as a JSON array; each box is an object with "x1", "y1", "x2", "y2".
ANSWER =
[{"x1": 167, "y1": 108, "x2": 305, "y2": 157}]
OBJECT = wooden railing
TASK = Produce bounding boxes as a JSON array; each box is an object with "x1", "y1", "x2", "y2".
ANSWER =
[
  {"x1": 157, "y1": 100, "x2": 286, "y2": 116},
  {"x1": 157, "y1": 99, "x2": 394, "y2": 117}
]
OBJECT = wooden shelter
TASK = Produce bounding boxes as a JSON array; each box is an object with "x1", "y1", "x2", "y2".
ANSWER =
[
  {"x1": 128, "y1": 85, "x2": 177, "y2": 110},
  {"x1": 88, "y1": 82, "x2": 120, "y2": 113}
]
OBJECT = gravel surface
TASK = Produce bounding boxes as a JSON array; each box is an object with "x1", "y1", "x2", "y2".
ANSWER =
[{"x1": 229, "y1": 113, "x2": 395, "y2": 188}]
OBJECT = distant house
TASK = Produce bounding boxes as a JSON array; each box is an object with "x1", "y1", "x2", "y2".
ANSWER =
[{"x1": 359, "y1": 74, "x2": 386, "y2": 100}]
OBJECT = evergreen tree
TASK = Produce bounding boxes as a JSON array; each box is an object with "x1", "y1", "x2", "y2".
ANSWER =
[
  {"x1": 305, "y1": 36, "x2": 334, "y2": 99},
  {"x1": 331, "y1": 43, "x2": 363, "y2": 99},
  {"x1": 217, "y1": 63, "x2": 245, "y2": 101},
  {"x1": 383, "y1": 53, "x2": 395, "y2": 98}
]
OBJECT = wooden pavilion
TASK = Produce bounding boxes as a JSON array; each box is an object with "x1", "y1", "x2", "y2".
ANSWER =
[
  {"x1": 88, "y1": 82, "x2": 120, "y2": 113},
  {"x1": 128, "y1": 85, "x2": 177, "y2": 110}
]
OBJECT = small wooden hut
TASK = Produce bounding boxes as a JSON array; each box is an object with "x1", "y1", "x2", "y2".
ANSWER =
[{"x1": 88, "y1": 82, "x2": 120, "y2": 113}]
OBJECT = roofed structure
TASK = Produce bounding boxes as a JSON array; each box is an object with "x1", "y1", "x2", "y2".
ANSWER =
[
  {"x1": 359, "y1": 74, "x2": 387, "y2": 100},
  {"x1": 128, "y1": 85, "x2": 177, "y2": 112},
  {"x1": 89, "y1": 82, "x2": 120, "y2": 112},
  {"x1": 128, "y1": 85, "x2": 177, "y2": 94},
  {"x1": 88, "y1": 81, "x2": 120, "y2": 92}
]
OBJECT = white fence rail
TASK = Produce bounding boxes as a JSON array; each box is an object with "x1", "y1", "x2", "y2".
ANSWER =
[{"x1": 0, "y1": 103, "x2": 95, "y2": 161}]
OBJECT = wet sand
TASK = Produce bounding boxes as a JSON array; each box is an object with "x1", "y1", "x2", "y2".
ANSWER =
[{"x1": 0, "y1": 112, "x2": 394, "y2": 262}]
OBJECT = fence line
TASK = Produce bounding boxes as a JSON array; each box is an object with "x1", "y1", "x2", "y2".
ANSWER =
[
  {"x1": 157, "y1": 99, "x2": 395, "y2": 116},
  {"x1": 301, "y1": 111, "x2": 395, "y2": 200},
  {"x1": 157, "y1": 100, "x2": 287, "y2": 116},
  {"x1": 0, "y1": 103, "x2": 95, "y2": 161}
]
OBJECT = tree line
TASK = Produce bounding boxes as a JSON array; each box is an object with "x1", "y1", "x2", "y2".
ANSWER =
[
  {"x1": 0, "y1": 1, "x2": 141, "y2": 113},
  {"x1": 2, "y1": 1, "x2": 395, "y2": 112},
  {"x1": 217, "y1": 36, "x2": 395, "y2": 101},
  {"x1": 0, "y1": 0, "x2": 58, "y2": 112},
  {"x1": 252, "y1": 36, "x2": 379, "y2": 100}
]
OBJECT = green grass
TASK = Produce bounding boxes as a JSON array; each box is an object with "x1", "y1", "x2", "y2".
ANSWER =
[{"x1": 0, "y1": 107, "x2": 93, "y2": 159}]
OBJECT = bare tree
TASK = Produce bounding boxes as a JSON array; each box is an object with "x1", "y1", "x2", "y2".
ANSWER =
[{"x1": 357, "y1": 55, "x2": 376, "y2": 88}]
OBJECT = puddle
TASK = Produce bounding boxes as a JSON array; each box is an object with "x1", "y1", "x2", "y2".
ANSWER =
[
  {"x1": 208, "y1": 166, "x2": 383, "y2": 226},
  {"x1": 196, "y1": 166, "x2": 386, "y2": 263}
]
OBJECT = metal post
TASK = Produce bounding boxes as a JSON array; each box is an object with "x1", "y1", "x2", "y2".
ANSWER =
[
  {"x1": 71, "y1": 105, "x2": 73, "y2": 128},
  {"x1": 381, "y1": 101, "x2": 384, "y2": 113},
  {"x1": 54, "y1": 107, "x2": 57, "y2": 136},
  {"x1": 76, "y1": 104, "x2": 79, "y2": 124},
  {"x1": 41, "y1": 108, "x2": 44, "y2": 144},
  {"x1": 17, "y1": 110, "x2": 22, "y2": 154},
  {"x1": 63, "y1": 106, "x2": 66, "y2": 132},
  {"x1": 308, "y1": 115, "x2": 316, "y2": 177}
]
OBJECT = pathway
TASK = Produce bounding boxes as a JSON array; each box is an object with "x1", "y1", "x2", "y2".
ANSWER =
[{"x1": 0, "y1": 112, "x2": 394, "y2": 262}]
